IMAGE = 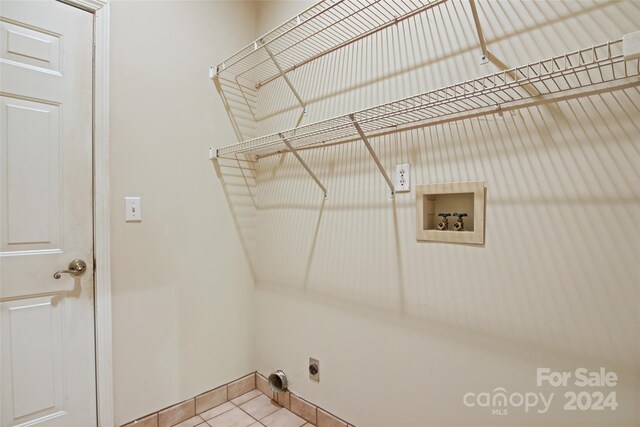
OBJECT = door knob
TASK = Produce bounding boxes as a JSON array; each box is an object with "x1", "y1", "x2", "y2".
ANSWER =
[{"x1": 53, "y1": 259, "x2": 87, "y2": 279}]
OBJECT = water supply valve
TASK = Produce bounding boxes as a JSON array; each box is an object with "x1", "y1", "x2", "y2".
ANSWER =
[
  {"x1": 436, "y1": 213, "x2": 451, "y2": 230},
  {"x1": 452, "y1": 213, "x2": 468, "y2": 231}
]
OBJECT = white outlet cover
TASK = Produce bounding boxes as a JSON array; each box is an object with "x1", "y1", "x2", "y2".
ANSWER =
[{"x1": 395, "y1": 164, "x2": 410, "y2": 192}]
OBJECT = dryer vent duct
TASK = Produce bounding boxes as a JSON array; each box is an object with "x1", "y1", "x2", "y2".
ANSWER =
[{"x1": 268, "y1": 370, "x2": 288, "y2": 392}]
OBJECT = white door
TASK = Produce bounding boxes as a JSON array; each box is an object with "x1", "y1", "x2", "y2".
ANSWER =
[{"x1": 0, "y1": 1, "x2": 96, "y2": 426}]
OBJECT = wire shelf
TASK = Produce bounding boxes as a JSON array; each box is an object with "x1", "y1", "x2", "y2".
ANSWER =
[
  {"x1": 215, "y1": 0, "x2": 446, "y2": 89},
  {"x1": 216, "y1": 38, "x2": 640, "y2": 159}
]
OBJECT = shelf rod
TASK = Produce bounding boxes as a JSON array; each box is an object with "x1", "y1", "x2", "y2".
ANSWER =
[
  {"x1": 279, "y1": 133, "x2": 327, "y2": 197},
  {"x1": 264, "y1": 41, "x2": 307, "y2": 113},
  {"x1": 350, "y1": 115, "x2": 395, "y2": 195}
]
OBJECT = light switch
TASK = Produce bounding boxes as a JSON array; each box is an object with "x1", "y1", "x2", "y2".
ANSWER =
[{"x1": 125, "y1": 197, "x2": 141, "y2": 222}]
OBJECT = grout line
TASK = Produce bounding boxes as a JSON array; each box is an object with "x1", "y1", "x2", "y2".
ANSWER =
[
  {"x1": 236, "y1": 393, "x2": 263, "y2": 408},
  {"x1": 235, "y1": 405, "x2": 260, "y2": 422},
  {"x1": 234, "y1": 390, "x2": 281, "y2": 423},
  {"x1": 255, "y1": 372, "x2": 351, "y2": 426},
  {"x1": 200, "y1": 401, "x2": 236, "y2": 423}
]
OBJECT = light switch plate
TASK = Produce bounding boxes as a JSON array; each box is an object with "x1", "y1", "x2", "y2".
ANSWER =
[
  {"x1": 125, "y1": 197, "x2": 141, "y2": 222},
  {"x1": 395, "y1": 164, "x2": 410, "y2": 192}
]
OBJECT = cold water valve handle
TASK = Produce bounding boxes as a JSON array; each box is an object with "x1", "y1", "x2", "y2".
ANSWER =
[
  {"x1": 452, "y1": 213, "x2": 468, "y2": 231},
  {"x1": 436, "y1": 213, "x2": 451, "y2": 230}
]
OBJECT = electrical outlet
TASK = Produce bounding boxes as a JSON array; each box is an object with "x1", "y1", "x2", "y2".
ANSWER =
[
  {"x1": 309, "y1": 357, "x2": 319, "y2": 382},
  {"x1": 395, "y1": 164, "x2": 410, "y2": 192}
]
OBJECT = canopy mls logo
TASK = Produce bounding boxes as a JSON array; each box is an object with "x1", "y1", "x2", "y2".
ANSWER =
[
  {"x1": 462, "y1": 368, "x2": 619, "y2": 415},
  {"x1": 463, "y1": 388, "x2": 553, "y2": 416}
]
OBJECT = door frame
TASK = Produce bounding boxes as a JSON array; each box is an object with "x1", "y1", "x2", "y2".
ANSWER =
[{"x1": 59, "y1": 0, "x2": 113, "y2": 426}]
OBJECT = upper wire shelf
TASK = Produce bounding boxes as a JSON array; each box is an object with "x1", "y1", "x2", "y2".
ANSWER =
[
  {"x1": 215, "y1": 0, "x2": 446, "y2": 89},
  {"x1": 216, "y1": 38, "x2": 640, "y2": 160}
]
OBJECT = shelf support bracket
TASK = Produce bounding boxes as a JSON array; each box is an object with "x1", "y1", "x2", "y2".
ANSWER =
[
  {"x1": 469, "y1": 0, "x2": 541, "y2": 97},
  {"x1": 469, "y1": 0, "x2": 488, "y2": 63},
  {"x1": 263, "y1": 41, "x2": 307, "y2": 115},
  {"x1": 235, "y1": 77, "x2": 257, "y2": 122},
  {"x1": 350, "y1": 115, "x2": 395, "y2": 195},
  {"x1": 279, "y1": 133, "x2": 327, "y2": 197},
  {"x1": 212, "y1": 74, "x2": 245, "y2": 141}
]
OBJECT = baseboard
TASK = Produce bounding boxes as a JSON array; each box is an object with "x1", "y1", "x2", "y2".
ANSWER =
[
  {"x1": 121, "y1": 371, "x2": 354, "y2": 427},
  {"x1": 255, "y1": 372, "x2": 353, "y2": 427}
]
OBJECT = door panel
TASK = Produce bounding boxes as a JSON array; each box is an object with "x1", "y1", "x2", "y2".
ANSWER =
[
  {"x1": 2, "y1": 297, "x2": 65, "y2": 421},
  {"x1": 2, "y1": 19, "x2": 61, "y2": 73},
  {"x1": 2, "y1": 97, "x2": 61, "y2": 252},
  {"x1": 0, "y1": 1, "x2": 96, "y2": 426}
]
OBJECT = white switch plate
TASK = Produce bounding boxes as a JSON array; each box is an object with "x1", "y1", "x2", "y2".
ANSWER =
[
  {"x1": 125, "y1": 197, "x2": 141, "y2": 222},
  {"x1": 395, "y1": 164, "x2": 410, "y2": 192}
]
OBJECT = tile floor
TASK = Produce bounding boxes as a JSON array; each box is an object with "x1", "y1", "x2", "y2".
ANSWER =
[{"x1": 172, "y1": 390, "x2": 315, "y2": 427}]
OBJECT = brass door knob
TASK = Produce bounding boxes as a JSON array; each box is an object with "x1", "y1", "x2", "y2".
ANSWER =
[{"x1": 53, "y1": 259, "x2": 87, "y2": 279}]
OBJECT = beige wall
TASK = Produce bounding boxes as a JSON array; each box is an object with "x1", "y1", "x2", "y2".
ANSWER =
[
  {"x1": 249, "y1": 1, "x2": 640, "y2": 426},
  {"x1": 109, "y1": 1, "x2": 640, "y2": 425},
  {"x1": 109, "y1": 2, "x2": 258, "y2": 425}
]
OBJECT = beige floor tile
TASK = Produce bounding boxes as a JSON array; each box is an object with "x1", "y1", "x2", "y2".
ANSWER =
[
  {"x1": 316, "y1": 409, "x2": 346, "y2": 427},
  {"x1": 196, "y1": 386, "x2": 228, "y2": 414},
  {"x1": 302, "y1": 424, "x2": 316, "y2": 427},
  {"x1": 173, "y1": 415, "x2": 205, "y2": 427},
  {"x1": 122, "y1": 413, "x2": 158, "y2": 427},
  {"x1": 159, "y1": 400, "x2": 195, "y2": 427},
  {"x1": 228, "y1": 374, "x2": 256, "y2": 400},
  {"x1": 248, "y1": 423, "x2": 264, "y2": 427},
  {"x1": 239, "y1": 394, "x2": 281, "y2": 420},
  {"x1": 200, "y1": 402, "x2": 235, "y2": 421},
  {"x1": 207, "y1": 407, "x2": 255, "y2": 427},
  {"x1": 230, "y1": 389, "x2": 262, "y2": 406},
  {"x1": 260, "y1": 408, "x2": 306, "y2": 427}
]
